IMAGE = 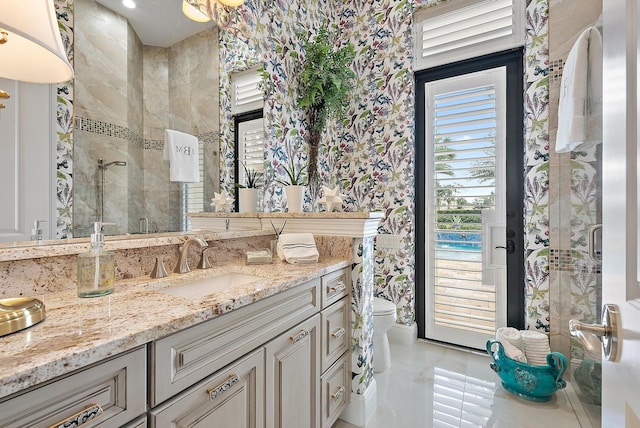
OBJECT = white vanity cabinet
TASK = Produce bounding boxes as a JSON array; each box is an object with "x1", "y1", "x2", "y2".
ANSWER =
[
  {"x1": 0, "y1": 346, "x2": 146, "y2": 428},
  {"x1": 149, "y1": 266, "x2": 351, "y2": 428}
]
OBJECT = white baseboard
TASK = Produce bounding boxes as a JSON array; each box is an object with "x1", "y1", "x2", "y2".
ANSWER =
[
  {"x1": 388, "y1": 322, "x2": 417, "y2": 345},
  {"x1": 338, "y1": 379, "x2": 377, "y2": 427}
]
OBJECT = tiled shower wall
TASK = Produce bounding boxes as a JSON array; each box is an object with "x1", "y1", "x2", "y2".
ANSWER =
[
  {"x1": 72, "y1": 0, "x2": 220, "y2": 235},
  {"x1": 548, "y1": 0, "x2": 603, "y2": 406}
]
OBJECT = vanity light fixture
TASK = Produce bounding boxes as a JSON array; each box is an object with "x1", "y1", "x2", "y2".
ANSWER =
[
  {"x1": 122, "y1": 0, "x2": 136, "y2": 9},
  {"x1": 182, "y1": 0, "x2": 210, "y2": 23},
  {"x1": 219, "y1": 0, "x2": 245, "y2": 6},
  {"x1": 0, "y1": 0, "x2": 73, "y2": 83},
  {"x1": 182, "y1": 0, "x2": 243, "y2": 30}
]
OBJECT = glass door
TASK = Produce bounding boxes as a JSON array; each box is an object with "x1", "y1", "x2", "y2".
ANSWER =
[{"x1": 424, "y1": 67, "x2": 508, "y2": 349}]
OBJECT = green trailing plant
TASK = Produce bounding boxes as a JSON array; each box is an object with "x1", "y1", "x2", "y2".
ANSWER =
[
  {"x1": 297, "y1": 25, "x2": 356, "y2": 193},
  {"x1": 236, "y1": 162, "x2": 264, "y2": 189}
]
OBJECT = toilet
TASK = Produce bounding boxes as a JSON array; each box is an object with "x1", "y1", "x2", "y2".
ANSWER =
[{"x1": 372, "y1": 297, "x2": 397, "y2": 373}]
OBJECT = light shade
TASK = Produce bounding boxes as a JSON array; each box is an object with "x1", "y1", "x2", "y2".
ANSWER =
[
  {"x1": 182, "y1": 0, "x2": 211, "y2": 23},
  {"x1": 219, "y1": 0, "x2": 245, "y2": 6},
  {"x1": 0, "y1": 0, "x2": 73, "y2": 83}
]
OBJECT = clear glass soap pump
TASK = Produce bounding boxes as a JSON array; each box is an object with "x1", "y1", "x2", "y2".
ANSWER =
[{"x1": 77, "y1": 222, "x2": 115, "y2": 297}]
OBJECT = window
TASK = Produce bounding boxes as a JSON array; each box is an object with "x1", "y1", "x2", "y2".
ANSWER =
[
  {"x1": 414, "y1": 0, "x2": 525, "y2": 70},
  {"x1": 231, "y1": 67, "x2": 263, "y2": 115}
]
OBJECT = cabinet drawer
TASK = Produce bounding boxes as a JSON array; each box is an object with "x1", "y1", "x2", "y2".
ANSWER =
[
  {"x1": 321, "y1": 298, "x2": 350, "y2": 372},
  {"x1": 149, "y1": 349, "x2": 264, "y2": 428},
  {"x1": 321, "y1": 356, "x2": 350, "y2": 428},
  {"x1": 0, "y1": 346, "x2": 146, "y2": 428},
  {"x1": 151, "y1": 278, "x2": 320, "y2": 406},
  {"x1": 321, "y1": 268, "x2": 349, "y2": 308}
]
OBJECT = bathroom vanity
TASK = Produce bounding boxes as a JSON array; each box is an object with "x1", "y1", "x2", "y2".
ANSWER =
[
  {"x1": 0, "y1": 258, "x2": 350, "y2": 428},
  {"x1": 0, "y1": 212, "x2": 382, "y2": 427}
]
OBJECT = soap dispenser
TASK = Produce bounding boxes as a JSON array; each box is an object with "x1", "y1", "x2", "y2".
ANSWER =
[
  {"x1": 77, "y1": 222, "x2": 115, "y2": 298},
  {"x1": 30, "y1": 220, "x2": 47, "y2": 241}
]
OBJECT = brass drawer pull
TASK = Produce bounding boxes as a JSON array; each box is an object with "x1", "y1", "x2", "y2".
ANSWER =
[
  {"x1": 207, "y1": 374, "x2": 240, "y2": 400},
  {"x1": 331, "y1": 327, "x2": 346, "y2": 339},
  {"x1": 329, "y1": 282, "x2": 346, "y2": 294},
  {"x1": 290, "y1": 329, "x2": 309, "y2": 344},
  {"x1": 49, "y1": 403, "x2": 103, "y2": 428},
  {"x1": 331, "y1": 386, "x2": 346, "y2": 400}
]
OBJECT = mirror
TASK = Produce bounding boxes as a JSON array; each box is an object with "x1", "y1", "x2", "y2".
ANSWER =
[{"x1": 72, "y1": 0, "x2": 221, "y2": 237}]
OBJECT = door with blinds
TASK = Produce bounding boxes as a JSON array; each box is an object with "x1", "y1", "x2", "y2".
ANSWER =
[{"x1": 424, "y1": 67, "x2": 507, "y2": 349}]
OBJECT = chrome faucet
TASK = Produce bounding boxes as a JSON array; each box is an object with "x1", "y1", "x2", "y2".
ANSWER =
[{"x1": 174, "y1": 237, "x2": 208, "y2": 273}]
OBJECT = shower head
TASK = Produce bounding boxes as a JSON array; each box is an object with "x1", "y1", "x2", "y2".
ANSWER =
[{"x1": 98, "y1": 159, "x2": 127, "y2": 170}]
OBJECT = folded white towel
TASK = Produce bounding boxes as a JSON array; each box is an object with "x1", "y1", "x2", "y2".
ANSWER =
[
  {"x1": 277, "y1": 233, "x2": 319, "y2": 264},
  {"x1": 496, "y1": 327, "x2": 524, "y2": 352},
  {"x1": 164, "y1": 129, "x2": 200, "y2": 182},
  {"x1": 499, "y1": 339, "x2": 528, "y2": 363},
  {"x1": 556, "y1": 26, "x2": 602, "y2": 153}
]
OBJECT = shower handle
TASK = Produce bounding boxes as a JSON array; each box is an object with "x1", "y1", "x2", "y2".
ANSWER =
[{"x1": 569, "y1": 304, "x2": 620, "y2": 362}]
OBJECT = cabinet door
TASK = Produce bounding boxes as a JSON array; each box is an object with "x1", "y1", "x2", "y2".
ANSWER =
[
  {"x1": 265, "y1": 314, "x2": 321, "y2": 428},
  {"x1": 149, "y1": 349, "x2": 264, "y2": 428},
  {"x1": 0, "y1": 346, "x2": 146, "y2": 428},
  {"x1": 0, "y1": 78, "x2": 55, "y2": 242}
]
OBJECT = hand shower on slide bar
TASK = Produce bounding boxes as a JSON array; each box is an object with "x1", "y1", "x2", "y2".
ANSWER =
[{"x1": 96, "y1": 158, "x2": 127, "y2": 224}]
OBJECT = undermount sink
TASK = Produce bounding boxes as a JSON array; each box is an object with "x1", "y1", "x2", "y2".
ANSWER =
[{"x1": 159, "y1": 272, "x2": 266, "y2": 300}]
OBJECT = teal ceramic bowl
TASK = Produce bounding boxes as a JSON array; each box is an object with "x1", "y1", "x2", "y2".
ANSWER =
[{"x1": 486, "y1": 339, "x2": 568, "y2": 402}]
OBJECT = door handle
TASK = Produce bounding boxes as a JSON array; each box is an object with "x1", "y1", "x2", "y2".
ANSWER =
[
  {"x1": 569, "y1": 304, "x2": 620, "y2": 362},
  {"x1": 495, "y1": 240, "x2": 515, "y2": 254},
  {"x1": 588, "y1": 224, "x2": 602, "y2": 264}
]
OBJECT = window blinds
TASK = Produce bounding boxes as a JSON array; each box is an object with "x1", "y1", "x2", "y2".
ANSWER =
[{"x1": 414, "y1": 0, "x2": 524, "y2": 70}]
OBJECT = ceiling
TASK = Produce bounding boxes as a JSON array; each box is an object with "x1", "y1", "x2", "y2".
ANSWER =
[{"x1": 94, "y1": 0, "x2": 215, "y2": 48}]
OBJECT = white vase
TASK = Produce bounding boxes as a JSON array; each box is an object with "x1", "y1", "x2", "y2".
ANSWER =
[
  {"x1": 238, "y1": 188, "x2": 258, "y2": 212},
  {"x1": 284, "y1": 185, "x2": 305, "y2": 213}
]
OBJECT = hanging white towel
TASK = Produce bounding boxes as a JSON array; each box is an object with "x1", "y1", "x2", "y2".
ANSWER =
[
  {"x1": 163, "y1": 129, "x2": 200, "y2": 182},
  {"x1": 277, "y1": 233, "x2": 319, "y2": 264},
  {"x1": 556, "y1": 27, "x2": 602, "y2": 153}
]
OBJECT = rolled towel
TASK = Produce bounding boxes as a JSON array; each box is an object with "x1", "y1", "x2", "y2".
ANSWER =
[
  {"x1": 522, "y1": 330, "x2": 551, "y2": 366},
  {"x1": 277, "y1": 233, "x2": 319, "y2": 264},
  {"x1": 499, "y1": 339, "x2": 528, "y2": 363},
  {"x1": 496, "y1": 327, "x2": 524, "y2": 352}
]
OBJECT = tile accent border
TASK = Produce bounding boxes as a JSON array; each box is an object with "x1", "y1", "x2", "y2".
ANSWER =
[
  {"x1": 75, "y1": 116, "x2": 219, "y2": 151},
  {"x1": 549, "y1": 58, "x2": 564, "y2": 83}
]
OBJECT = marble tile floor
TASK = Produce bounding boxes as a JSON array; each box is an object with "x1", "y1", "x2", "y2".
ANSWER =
[{"x1": 333, "y1": 340, "x2": 594, "y2": 428}]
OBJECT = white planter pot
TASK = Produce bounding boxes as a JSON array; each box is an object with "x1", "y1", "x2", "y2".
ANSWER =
[
  {"x1": 238, "y1": 188, "x2": 258, "y2": 212},
  {"x1": 284, "y1": 185, "x2": 305, "y2": 213}
]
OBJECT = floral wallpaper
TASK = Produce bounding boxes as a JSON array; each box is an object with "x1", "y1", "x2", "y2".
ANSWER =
[
  {"x1": 350, "y1": 237, "x2": 375, "y2": 395},
  {"x1": 55, "y1": 0, "x2": 74, "y2": 239},
  {"x1": 524, "y1": 0, "x2": 551, "y2": 330},
  {"x1": 333, "y1": 1, "x2": 416, "y2": 326}
]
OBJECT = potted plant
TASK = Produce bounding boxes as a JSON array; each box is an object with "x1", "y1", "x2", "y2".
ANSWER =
[
  {"x1": 297, "y1": 26, "x2": 356, "y2": 200},
  {"x1": 275, "y1": 155, "x2": 307, "y2": 213},
  {"x1": 236, "y1": 162, "x2": 263, "y2": 212}
]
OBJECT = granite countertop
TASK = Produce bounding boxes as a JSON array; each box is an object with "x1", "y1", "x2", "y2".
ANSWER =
[{"x1": 0, "y1": 256, "x2": 350, "y2": 399}]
